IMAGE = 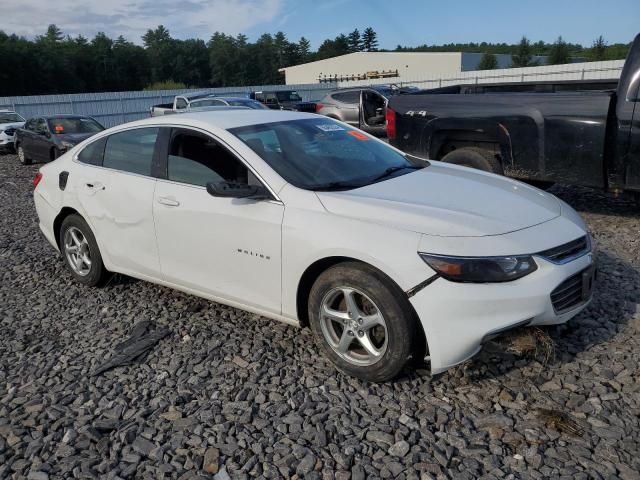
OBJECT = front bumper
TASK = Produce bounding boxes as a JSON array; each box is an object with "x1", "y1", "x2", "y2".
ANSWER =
[
  {"x1": 409, "y1": 250, "x2": 595, "y2": 374},
  {"x1": 0, "y1": 132, "x2": 15, "y2": 151}
]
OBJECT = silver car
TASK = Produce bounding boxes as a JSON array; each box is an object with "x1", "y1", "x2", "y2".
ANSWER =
[{"x1": 316, "y1": 88, "x2": 389, "y2": 136}]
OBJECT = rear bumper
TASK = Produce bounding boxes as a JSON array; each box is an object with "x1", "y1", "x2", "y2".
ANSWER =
[
  {"x1": 34, "y1": 190, "x2": 60, "y2": 252},
  {"x1": 409, "y1": 251, "x2": 595, "y2": 374}
]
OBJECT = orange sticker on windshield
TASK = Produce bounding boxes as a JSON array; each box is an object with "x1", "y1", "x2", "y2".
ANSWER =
[
  {"x1": 54, "y1": 124, "x2": 64, "y2": 133},
  {"x1": 347, "y1": 130, "x2": 369, "y2": 141}
]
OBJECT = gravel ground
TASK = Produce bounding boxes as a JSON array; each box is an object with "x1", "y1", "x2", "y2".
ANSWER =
[{"x1": 1, "y1": 153, "x2": 639, "y2": 480}]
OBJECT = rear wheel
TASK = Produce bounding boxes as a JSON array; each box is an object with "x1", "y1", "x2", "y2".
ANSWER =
[
  {"x1": 308, "y1": 262, "x2": 418, "y2": 382},
  {"x1": 59, "y1": 214, "x2": 108, "y2": 287},
  {"x1": 441, "y1": 147, "x2": 502, "y2": 174},
  {"x1": 17, "y1": 145, "x2": 31, "y2": 165}
]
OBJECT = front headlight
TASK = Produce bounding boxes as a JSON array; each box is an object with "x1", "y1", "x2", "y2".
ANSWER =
[
  {"x1": 60, "y1": 141, "x2": 75, "y2": 150},
  {"x1": 419, "y1": 253, "x2": 537, "y2": 283}
]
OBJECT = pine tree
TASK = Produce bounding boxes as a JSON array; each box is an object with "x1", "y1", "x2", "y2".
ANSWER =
[
  {"x1": 362, "y1": 27, "x2": 378, "y2": 52},
  {"x1": 477, "y1": 52, "x2": 498, "y2": 70},
  {"x1": 548, "y1": 35, "x2": 571, "y2": 65},
  {"x1": 511, "y1": 36, "x2": 533, "y2": 67},
  {"x1": 589, "y1": 35, "x2": 607, "y2": 61},
  {"x1": 299, "y1": 37, "x2": 311, "y2": 62},
  {"x1": 347, "y1": 29, "x2": 362, "y2": 52}
]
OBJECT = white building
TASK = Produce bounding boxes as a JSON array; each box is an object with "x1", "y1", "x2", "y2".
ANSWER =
[{"x1": 278, "y1": 51, "x2": 540, "y2": 85}]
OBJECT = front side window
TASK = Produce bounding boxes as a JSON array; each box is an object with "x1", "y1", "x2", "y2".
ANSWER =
[
  {"x1": 103, "y1": 128, "x2": 159, "y2": 176},
  {"x1": 35, "y1": 119, "x2": 48, "y2": 134},
  {"x1": 47, "y1": 117, "x2": 104, "y2": 135},
  {"x1": 167, "y1": 130, "x2": 256, "y2": 188},
  {"x1": 230, "y1": 118, "x2": 421, "y2": 191},
  {"x1": 25, "y1": 119, "x2": 37, "y2": 131}
]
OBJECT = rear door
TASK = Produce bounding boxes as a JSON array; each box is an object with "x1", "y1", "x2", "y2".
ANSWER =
[
  {"x1": 152, "y1": 127, "x2": 284, "y2": 314},
  {"x1": 333, "y1": 91, "x2": 360, "y2": 125},
  {"x1": 75, "y1": 127, "x2": 162, "y2": 278}
]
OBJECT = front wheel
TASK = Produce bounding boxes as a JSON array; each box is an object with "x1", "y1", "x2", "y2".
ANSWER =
[
  {"x1": 308, "y1": 262, "x2": 418, "y2": 382},
  {"x1": 17, "y1": 145, "x2": 31, "y2": 165},
  {"x1": 59, "y1": 214, "x2": 108, "y2": 287}
]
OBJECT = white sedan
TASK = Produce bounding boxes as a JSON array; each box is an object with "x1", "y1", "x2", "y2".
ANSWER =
[{"x1": 33, "y1": 110, "x2": 596, "y2": 382}]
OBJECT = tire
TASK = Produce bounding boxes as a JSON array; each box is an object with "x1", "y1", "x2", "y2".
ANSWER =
[
  {"x1": 17, "y1": 144, "x2": 31, "y2": 165},
  {"x1": 59, "y1": 214, "x2": 108, "y2": 287},
  {"x1": 441, "y1": 147, "x2": 503, "y2": 174},
  {"x1": 308, "y1": 262, "x2": 418, "y2": 382}
]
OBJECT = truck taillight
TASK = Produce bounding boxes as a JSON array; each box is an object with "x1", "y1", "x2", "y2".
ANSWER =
[
  {"x1": 386, "y1": 108, "x2": 396, "y2": 140},
  {"x1": 315, "y1": 103, "x2": 324, "y2": 112},
  {"x1": 33, "y1": 172, "x2": 43, "y2": 189}
]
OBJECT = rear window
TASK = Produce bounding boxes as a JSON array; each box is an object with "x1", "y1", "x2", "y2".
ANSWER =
[{"x1": 47, "y1": 117, "x2": 104, "y2": 135}]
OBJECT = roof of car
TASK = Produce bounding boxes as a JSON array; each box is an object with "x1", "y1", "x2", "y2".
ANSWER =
[{"x1": 120, "y1": 109, "x2": 314, "y2": 131}]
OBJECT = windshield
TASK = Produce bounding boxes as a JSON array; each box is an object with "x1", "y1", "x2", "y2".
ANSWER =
[
  {"x1": 0, "y1": 112, "x2": 24, "y2": 123},
  {"x1": 47, "y1": 117, "x2": 104, "y2": 134},
  {"x1": 229, "y1": 99, "x2": 268, "y2": 110},
  {"x1": 276, "y1": 91, "x2": 302, "y2": 102},
  {"x1": 230, "y1": 118, "x2": 422, "y2": 190}
]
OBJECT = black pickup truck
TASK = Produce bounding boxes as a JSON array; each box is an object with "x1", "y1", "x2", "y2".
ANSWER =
[{"x1": 386, "y1": 34, "x2": 640, "y2": 200}]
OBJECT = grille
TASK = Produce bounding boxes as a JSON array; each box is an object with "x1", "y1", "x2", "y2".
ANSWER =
[
  {"x1": 4, "y1": 128, "x2": 16, "y2": 136},
  {"x1": 538, "y1": 236, "x2": 589, "y2": 263},
  {"x1": 551, "y1": 267, "x2": 593, "y2": 313}
]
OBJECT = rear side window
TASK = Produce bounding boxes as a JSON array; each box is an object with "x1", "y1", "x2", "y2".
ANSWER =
[
  {"x1": 331, "y1": 91, "x2": 360, "y2": 104},
  {"x1": 103, "y1": 128, "x2": 159, "y2": 176},
  {"x1": 77, "y1": 137, "x2": 106, "y2": 166}
]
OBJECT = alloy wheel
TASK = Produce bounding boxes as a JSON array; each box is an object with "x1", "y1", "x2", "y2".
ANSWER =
[
  {"x1": 64, "y1": 226, "x2": 92, "y2": 276},
  {"x1": 319, "y1": 287, "x2": 388, "y2": 366}
]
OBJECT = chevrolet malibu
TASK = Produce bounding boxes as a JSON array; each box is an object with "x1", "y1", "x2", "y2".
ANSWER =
[{"x1": 33, "y1": 110, "x2": 596, "y2": 382}]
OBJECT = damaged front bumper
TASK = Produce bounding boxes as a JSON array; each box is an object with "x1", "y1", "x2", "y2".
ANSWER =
[{"x1": 409, "y1": 251, "x2": 595, "y2": 375}]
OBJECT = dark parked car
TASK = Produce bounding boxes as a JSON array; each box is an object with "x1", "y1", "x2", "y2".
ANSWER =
[
  {"x1": 15, "y1": 115, "x2": 105, "y2": 165},
  {"x1": 386, "y1": 33, "x2": 640, "y2": 201},
  {"x1": 249, "y1": 90, "x2": 316, "y2": 112}
]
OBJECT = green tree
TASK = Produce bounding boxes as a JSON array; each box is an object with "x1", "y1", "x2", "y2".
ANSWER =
[
  {"x1": 477, "y1": 52, "x2": 498, "y2": 70},
  {"x1": 588, "y1": 35, "x2": 607, "y2": 61},
  {"x1": 362, "y1": 27, "x2": 378, "y2": 52},
  {"x1": 298, "y1": 37, "x2": 311, "y2": 62},
  {"x1": 347, "y1": 29, "x2": 362, "y2": 53},
  {"x1": 511, "y1": 36, "x2": 534, "y2": 67},
  {"x1": 548, "y1": 36, "x2": 571, "y2": 65}
]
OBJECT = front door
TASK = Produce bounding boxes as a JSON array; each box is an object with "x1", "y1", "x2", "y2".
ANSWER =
[
  {"x1": 32, "y1": 118, "x2": 51, "y2": 161},
  {"x1": 153, "y1": 128, "x2": 284, "y2": 314},
  {"x1": 358, "y1": 90, "x2": 388, "y2": 136},
  {"x1": 76, "y1": 127, "x2": 162, "y2": 278}
]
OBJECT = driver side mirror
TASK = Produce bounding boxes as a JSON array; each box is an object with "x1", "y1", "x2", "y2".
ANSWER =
[{"x1": 206, "y1": 181, "x2": 271, "y2": 200}]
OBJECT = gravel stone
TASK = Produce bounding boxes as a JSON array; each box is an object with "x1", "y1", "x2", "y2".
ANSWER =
[{"x1": 0, "y1": 158, "x2": 639, "y2": 478}]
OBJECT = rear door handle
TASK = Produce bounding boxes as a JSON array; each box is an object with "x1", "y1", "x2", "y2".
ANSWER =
[
  {"x1": 85, "y1": 182, "x2": 104, "y2": 190},
  {"x1": 157, "y1": 196, "x2": 180, "y2": 207}
]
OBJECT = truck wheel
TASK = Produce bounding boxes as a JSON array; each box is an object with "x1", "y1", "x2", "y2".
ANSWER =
[
  {"x1": 441, "y1": 147, "x2": 503, "y2": 174},
  {"x1": 17, "y1": 145, "x2": 32, "y2": 165}
]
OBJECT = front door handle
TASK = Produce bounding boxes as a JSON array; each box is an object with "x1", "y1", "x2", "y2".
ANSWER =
[{"x1": 157, "y1": 196, "x2": 180, "y2": 207}]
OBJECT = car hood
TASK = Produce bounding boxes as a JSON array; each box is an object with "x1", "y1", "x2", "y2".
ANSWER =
[
  {"x1": 316, "y1": 162, "x2": 562, "y2": 237},
  {"x1": 56, "y1": 132, "x2": 97, "y2": 144}
]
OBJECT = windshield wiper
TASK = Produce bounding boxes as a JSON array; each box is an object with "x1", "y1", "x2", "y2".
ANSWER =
[
  {"x1": 307, "y1": 181, "x2": 365, "y2": 191},
  {"x1": 370, "y1": 165, "x2": 423, "y2": 183}
]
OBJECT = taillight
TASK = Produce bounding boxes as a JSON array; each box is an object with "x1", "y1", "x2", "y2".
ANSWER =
[
  {"x1": 386, "y1": 108, "x2": 396, "y2": 140},
  {"x1": 315, "y1": 103, "x2": 324, "y2": 112},
  {"x1": 33, "y1": 172, "x2": 43, "y2": 189}
]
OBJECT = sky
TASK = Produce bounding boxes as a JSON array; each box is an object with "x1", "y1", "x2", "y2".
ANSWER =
[{"x1": 1, "y1": 0, "x2": 638, "y2": 48}]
